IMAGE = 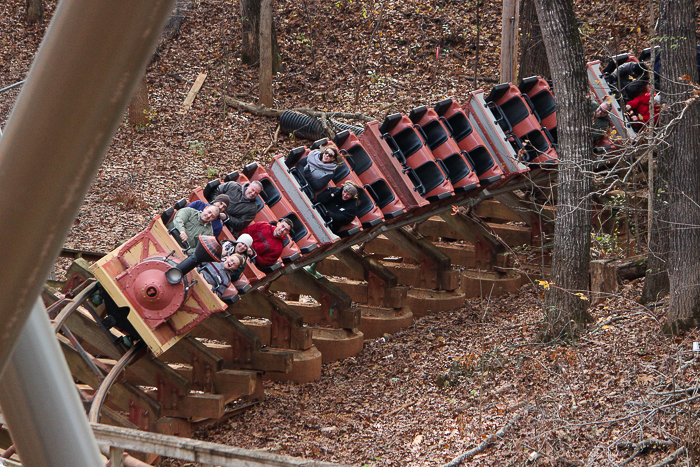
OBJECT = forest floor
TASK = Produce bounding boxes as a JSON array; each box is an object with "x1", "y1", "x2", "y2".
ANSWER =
[{"x1": 2, "y1": 0, "x2": 700, "y2": 465}]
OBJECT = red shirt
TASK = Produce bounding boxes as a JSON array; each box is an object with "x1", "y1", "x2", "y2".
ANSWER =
[{"x1": 242, "y1": 222, "x2": 284, "y2": 268}]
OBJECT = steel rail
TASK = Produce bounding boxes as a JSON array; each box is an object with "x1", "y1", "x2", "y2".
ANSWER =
[{"x1": 0, "y1": 0, "x2": 175, "y2": 465}]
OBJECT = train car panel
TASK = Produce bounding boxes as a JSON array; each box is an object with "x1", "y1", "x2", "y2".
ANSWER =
[
  {"x1": 356, "y1": 121, "x2": 430, "y2": 211},
  {"x1": 587, "y1": 60, "x2": 637, "y2": 140},
  {"x1": 378, "y1": 113, "x2": 455, "y2": 202},
  {"x1": 90, "y1": 216, "x2": 229, "y2": 356},
  {"x1": 408, "y1": 105, "x2": 481, "y2": 194},
  {"x1": 485, "y1": 83, "x2": 558, "y2": 167},
  {"x1": 241, "y1": 163, "x2": 321, "y2": 255},
  {"x1": 463, "y1": 91, "x2": 529, "y2": 181},
  {"x1": 334, "y1": 129, "x2": 407, "y2": 220},
  {"x1": 433, "y1": 98, "x2": 505, "y2": 186},
  {"x1": 268, "y1": 154, "x2": 339, "y2": 244},
  {"x1": 518, "y1": 77, "x2": 557, "y2": 144}
]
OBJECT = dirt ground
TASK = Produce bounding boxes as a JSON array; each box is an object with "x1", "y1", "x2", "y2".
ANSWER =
[{"x1": 2, "y1": 0, "x2": 700, "y2": 465}]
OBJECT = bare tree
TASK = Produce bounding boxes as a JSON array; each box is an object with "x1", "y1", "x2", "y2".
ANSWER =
[
  {"x1": 517, "y1": 0, "x2": 550, "y2": 82},
  {"x1": 259, "y1": 0, "x2": 273, "y2": 107},
  {"x1": 534, "y1": 0, "x2": 594, "y2": 341},
  {"x1": 241, "y1": 0, "x2": 283, "y2": 73},
  {"x1": 659, "y1": 0, "x2": 700, "y2": 333}
]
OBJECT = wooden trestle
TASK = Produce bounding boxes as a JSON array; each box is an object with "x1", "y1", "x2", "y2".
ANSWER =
[{"x1": 20, "y1": 173, "x2": 560, "y2": 448}]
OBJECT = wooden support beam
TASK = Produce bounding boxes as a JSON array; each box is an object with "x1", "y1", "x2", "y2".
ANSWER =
[
  {"x1": 59, "y1": 337, "x2": 161, "y2": 430},
  {"x1": 383, "y1": 227, "x2": 456, "y2": 291},
  {"x1": 161, "y1": 336, "x2": 224, "y2": 393},
  {"x1": 271, "y1": 269, "x2": 360, "y2": 330},
  {"x1": 89, "y1": 422, "x2": 353, "y2": 467},
  {"x1": 334, "y1": 248, "x2": 402, "y2": 307},
  {"x1": 414, "y1": 217, "x2": 532, "y2": 248},
  {"x1": 225, "y1": 291, "x2": 313, "y2": 350},
  {"x1": 162, "y1": 393, "x2": 225, "y2": 421},
  {"x1": 493, "y1": 192, "x2": 555, "y2": 245},
  {"x1": 67, "y1": 310, "x2": 191, "y2": 406},
  {"x1": 438, "y1": 211, "x2": 502, "y2": 271},
  {"x1": 193, "y1": 314, "x2": 293, "y2": 373}
]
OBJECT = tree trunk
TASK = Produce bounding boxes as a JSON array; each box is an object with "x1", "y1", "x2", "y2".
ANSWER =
[
  {"x1": 534, "y1": 0, "x2": 594, "y2": 341},
  {"x1": 128, "y1": 78, "x2": 150, "y2": 127},
  {"x1": 241, "y1": 0, "x2": 283, "y2": 73},
  {"x1": 26, "y1": 0, "x2": 43, "y2": 24},
  {"x1": 259, "y1": 0, "x2": 273, "y2": 107},
  {"x1": 659, "y1": 0, "x2": 700, "y2": 334},
  {"x1": 517, "y1": 0, "x2": 550, "y2": 82},
  {"x1": 641, "y1": 153, "x2": 670, "y2": 304},
  {"x1": 500, "y1": 0, "x2": 520, "y2": 83}
]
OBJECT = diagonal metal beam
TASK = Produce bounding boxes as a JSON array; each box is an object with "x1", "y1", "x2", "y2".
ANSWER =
[{"x1": 0, "y1": 0, "x2": 175, "y2": 465}]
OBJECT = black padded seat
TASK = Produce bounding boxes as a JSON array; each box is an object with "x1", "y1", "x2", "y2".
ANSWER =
[
  {"x1": 393, "y1": 127, "x2": 423, "y2": 159},
  {"x1": 530, "y1": 91, "x2": 556, "y2": 119},
  {"x1": 467, "y1": 146, "x2": 496, "y2": 175},
  {"x1": 282, "y1": 252, "x2": 301, "y2": 264},
  {"x1": 548, "y1": 127, "x2": 558, "y2": 145},
  {"x1": 203, "y1": 179, "x2": 221, "y2": 201},
  {"x1": 414, "y1": 161, "x2": 445, "y2": 194},
  {"x1": 446, "y1": 112, "x2": 472, "y2": 142},
  {"x1": 286, "y1": 147, "x2": 307, "y2": 167},
  {"x1": 366, "y1": 180, "x2": 396, "y2": 209},
  {"x1": 422, "y1": 120, "x2": 449, "y2": 150},
  {"x1": 259, "y1": 178, "x2": 282, "y2": 207},
  {"x1": 283, "y1": 213, "x2": 308, "y2": 243},
  {"x1": 337, "y1": 226, "x2": 362, "y2": 238},
  {"x1": 259, "y1": 262, "x2": 282, "y2": 273},
  {"x1": 332, "y1": 162, "x2": 351, "y2": 183},
  {"x1": 442, "y1": 153, "x2": 471, "y2": 183},
  {"x1": 347, "y1": 145, "x2": 373, "y2": 175},
  {"x1": 518, "y1": 76, "x2": 539, "y2": 94},
  {"x1": 499, "y1": 97, "x2": 530, "y2": 127},
  {"x1": 522, "y1": 130, "x2": 549, "y2": 162},
  {"x1": 161, "y1": 207, "x2": 175, "y2": 225},
  {"x1": 234, "y1": 282, "x2": 252, "y2": 294},
  {"x1": 356, "y1": 189, "x2": 375, "y2": 218}
]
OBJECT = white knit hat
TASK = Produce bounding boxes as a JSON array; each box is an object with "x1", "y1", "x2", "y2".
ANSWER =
[{"x1": 236, "y1": 233, "x2": 253, "y2": 248}]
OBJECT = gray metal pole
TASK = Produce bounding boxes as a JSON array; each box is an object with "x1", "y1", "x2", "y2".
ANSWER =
[
  {"x1": 0, "y1": 0, "x2": 174, "y2": 465},
  {"x1": 0, "y1": 0, "x2": 175, "y2": 372},
  {"x1": 0, "y1": 298, "x2": 104, "y2": 466}
]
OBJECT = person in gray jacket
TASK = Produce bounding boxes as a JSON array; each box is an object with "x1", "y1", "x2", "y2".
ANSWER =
[
  {"x1": 167, "y1": 205, "x2": 219, "y2": 254},
  {"x1": 214, "y1": 180, "x2": 264, "y2": 234}
]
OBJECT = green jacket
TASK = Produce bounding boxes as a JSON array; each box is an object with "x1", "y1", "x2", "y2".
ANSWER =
[{"x1": 168, "y1": 207, "x2": 213, "y2": 255}]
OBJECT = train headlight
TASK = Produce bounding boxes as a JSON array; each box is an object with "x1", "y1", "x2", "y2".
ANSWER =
[{"x1": 165, "y1": 267, "x2": 183, "y2": 285}]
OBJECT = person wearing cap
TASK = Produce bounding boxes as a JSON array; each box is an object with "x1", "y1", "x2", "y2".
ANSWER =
[
  {"x1": 187, "y1": 193, "x2": 231, "y2": 238},
  {"x1": 242, "y1": 218, "x2": 293, "y2": 268},
  {"x1": 222, "y1": 233, "x2": 256, "y2": 262},
  {"x1": 167, "y1": 205, "x2": 219, "y2": 255},
  {"x1": 214, "y1": 180, "x2": 264, "y2": 234},
  {"x1": 315, "y1": 181, "x2": 359, "y2": 234}
]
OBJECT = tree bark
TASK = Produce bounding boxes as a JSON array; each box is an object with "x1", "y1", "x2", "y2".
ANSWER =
[
  {"x1": 500, "y1": 0, "x2": 520, "y2": 83},
  {"x1": 128, "y1": 78, "x2": 150, "y2": 127},
  {"x1": 259, "y1": 0, "x2": 273, "y2": 107},
  {"x1": 241, "y1": 0, "x2": 283, "y2": 73},
  {"x1": 641, "y1": 155, "x2": 670, "y2": 304},
  {"x1": 26, "y1": 0, "x2": 43, "y2": 24},
  {"x1": 517, "y1": 0, "x2": 550, "y2": 82},
  {"x1": 659, "y1": 0, "x2": 700, "y2": 334},
  {"x1": 534, "y1": 0, "x2": 594, "y2": 341}
]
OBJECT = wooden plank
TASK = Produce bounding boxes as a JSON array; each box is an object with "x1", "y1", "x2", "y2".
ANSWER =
[
  {"x1": 90, "y1": 423, "x2": 352, "y2": 467},
  {"x1": 178, "y1": 72, "x2": 207, "y2": 114},
  {"x1": 59, "y1": 337, "x2": 161, "y2": 430},
  {"x1": 162, "y1": 394, "x2": 225, "y2": 420}
]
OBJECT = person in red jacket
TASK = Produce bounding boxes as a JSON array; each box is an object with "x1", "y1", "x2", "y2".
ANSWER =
[
  {"x1": 626, "y1": 92, "x2": 660, "y2": 125},
  {"x1": 242, "y1": 218, "x2": 293, "y2": 268}
]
